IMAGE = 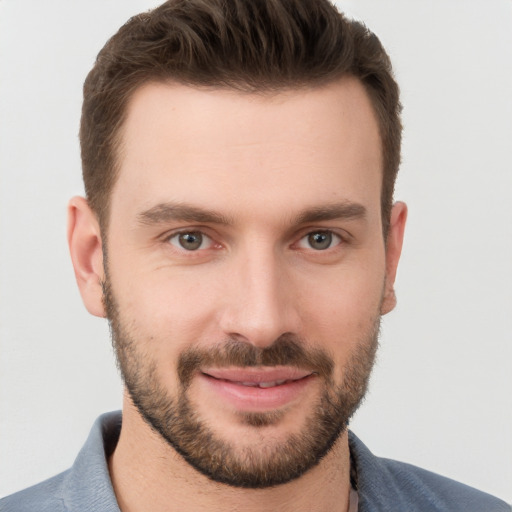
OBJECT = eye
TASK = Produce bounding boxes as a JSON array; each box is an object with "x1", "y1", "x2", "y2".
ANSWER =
[
  {"x1": 168, "y1": 231, "x2": 213, "y2": 251},
  {"x1": 297, "y1": 231, "x2": 342, "y2": 251}
]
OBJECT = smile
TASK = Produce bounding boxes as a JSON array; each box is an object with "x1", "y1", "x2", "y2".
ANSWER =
[
  {"x1": 198, "y1": 367, "x2": 316, "y2": 411},
  {"x1": 204, "y1": 374, "x2": 309, "y2": 389},
  {"x1": 227, "y1": 379, "x2": 291, "y2": 388}
]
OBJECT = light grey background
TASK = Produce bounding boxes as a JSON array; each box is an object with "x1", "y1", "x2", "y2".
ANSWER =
[{"x1": 1, "y1": 0, "x2": 511, "y2": 503}]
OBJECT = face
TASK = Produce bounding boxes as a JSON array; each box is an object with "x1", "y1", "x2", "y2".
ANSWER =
[{"x1": 71, "y1": 78, "x2": 406, "y2": 488}]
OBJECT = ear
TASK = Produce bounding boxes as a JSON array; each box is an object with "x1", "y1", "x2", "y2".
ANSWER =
[
  {"x1": 67, "y1": 196, "x2": 106, "y2": 317},
  {"x1": 380, "y1": 201, "x2": 407, "y2": 315}
]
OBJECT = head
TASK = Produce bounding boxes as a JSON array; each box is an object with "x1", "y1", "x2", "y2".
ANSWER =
[
  {"x1": 69, "y1": 0, "x2": 406, "y2": 490},
  {"x1": 80, "y1": 0, "x2": 401, "y2": 235}
]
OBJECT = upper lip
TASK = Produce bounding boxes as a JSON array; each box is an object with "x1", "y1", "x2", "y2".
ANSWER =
[{"x1": 201, "y1": 366, "x2": 314, "y2": 385}]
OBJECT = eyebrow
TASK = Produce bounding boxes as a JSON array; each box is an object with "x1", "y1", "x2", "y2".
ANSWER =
[
  {"x1": 138, "y1": 203, "x2": 233, "y2": 226},
  {"x1": 294, "y1": 202, "x2": 367, "y2": 224},
  {"x1": 137, "y1": 200, "x2": 366, "y2": 227}
]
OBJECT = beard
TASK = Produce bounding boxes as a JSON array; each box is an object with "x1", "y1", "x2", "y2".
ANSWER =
[{"x1": 103, "y1": 275, "x2": 379, "y2": 489}]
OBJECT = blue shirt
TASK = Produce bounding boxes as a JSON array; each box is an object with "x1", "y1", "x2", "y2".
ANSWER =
[{"x1": 1, "y1": 411, "x2": 509, "y2": 511}]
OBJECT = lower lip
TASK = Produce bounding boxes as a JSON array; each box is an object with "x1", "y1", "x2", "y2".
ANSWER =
[{"x1": 198, "y1": 373, "x2": 315, "y2": 411}]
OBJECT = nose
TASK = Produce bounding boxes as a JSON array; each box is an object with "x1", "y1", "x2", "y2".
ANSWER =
[{"x1": 218, "y1": 243, "x2": 300, "y2": 348}]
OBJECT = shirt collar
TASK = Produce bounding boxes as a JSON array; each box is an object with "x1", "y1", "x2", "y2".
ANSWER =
[
  {"x1": 62, "y1": 412, "x2": 384, "y2": 512},
  {"x1": 60, "y1": 411, "x2": 121, "y2": 512}
]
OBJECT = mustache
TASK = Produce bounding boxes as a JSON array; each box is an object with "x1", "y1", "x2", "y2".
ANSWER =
[{"x1": 177, "y1": 334, "x2": 334, "y2": 387}]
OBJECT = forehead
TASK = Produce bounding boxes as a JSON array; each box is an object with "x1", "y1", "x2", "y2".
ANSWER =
[{"x1": 112, "y1": 78, "x2": 382, "y2": 224}]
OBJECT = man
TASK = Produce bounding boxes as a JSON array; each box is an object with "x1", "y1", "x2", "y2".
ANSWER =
[{"x1": 1, "y1": 1, "x2": 509, "y2": 511}]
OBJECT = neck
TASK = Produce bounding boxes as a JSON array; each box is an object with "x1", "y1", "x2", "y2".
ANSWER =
[{"x1": 109, "y1": 398, "x2": 352, "y2": 512}]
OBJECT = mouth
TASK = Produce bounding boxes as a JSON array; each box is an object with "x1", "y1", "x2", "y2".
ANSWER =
[
  {"x1": 198, "y1": 367, "x2": 317, "y2": 411},
  {"x1": 214, "y1": 378, "x2": 298, "y2": 388},
  {"x1": 203, "y1": 367, "x2": 313, "y2": 384}
]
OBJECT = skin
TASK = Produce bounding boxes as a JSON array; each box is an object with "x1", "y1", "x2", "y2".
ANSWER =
[{"x1": 68, "y1": 77, "x2": 407, "y2": 512}]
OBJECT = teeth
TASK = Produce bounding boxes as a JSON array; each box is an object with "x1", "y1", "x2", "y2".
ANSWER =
[
  {"x1": 258, "y1": 381, "x2": 277, "y2": 388},
  {"x1": 238, "y1": 379, "x2": 288, "y2": 388}
]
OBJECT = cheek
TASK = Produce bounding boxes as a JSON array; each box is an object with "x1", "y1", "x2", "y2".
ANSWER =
[
  {"x1": 296, "y1": 258, "x2": 385, "y2": 351},
  {"x1": 112, "y1": 263, "x2": 223, "y2": 351},
  {"x1": 110, "y1": 270, "x2": 222, "y2": 393}
]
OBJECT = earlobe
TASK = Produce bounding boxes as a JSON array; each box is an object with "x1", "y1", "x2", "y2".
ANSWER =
[
  {"x1": 67, "y1": 196, "x2": 106, "y2": 317},
  {"x1": 380, "y1": 201, "x2": 407, "y2": 315}
]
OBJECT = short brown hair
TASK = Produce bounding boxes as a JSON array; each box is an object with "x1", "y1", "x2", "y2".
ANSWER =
[{"x1": 80, "y1": 0, "x2": 401, "y2": 232}]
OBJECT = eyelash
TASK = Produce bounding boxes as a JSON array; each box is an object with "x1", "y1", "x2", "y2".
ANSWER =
[
  {"x1": 164, "y1": 228, "x2": 347, "y2": 253},
  {"x1": 166, "y1": 230, "x2": 216, "y2": 251},
  {"x1": 295, "y1": 230, "x2": 343, "y2": 251}
]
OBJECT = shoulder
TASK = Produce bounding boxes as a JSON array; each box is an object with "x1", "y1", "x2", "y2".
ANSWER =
[
  {"x1": 377, "y1": 457, "x2": 510, "y2": 512},
  {"x1": 0, "y1": 471, "x2": 68, "y2": 512},
  {"x1": 0, "y1": 412, "x2": 122, "y2": 512},
  {"x1": 348, "y1": 432, "x2": 511, "y2": 512}
]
